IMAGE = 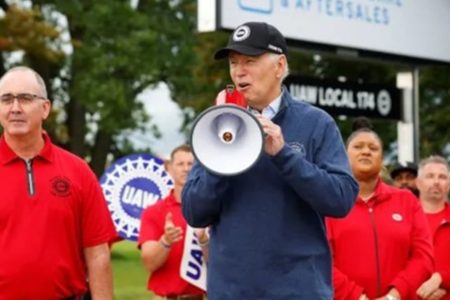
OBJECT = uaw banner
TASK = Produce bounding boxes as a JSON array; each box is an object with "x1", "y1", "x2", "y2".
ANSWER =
[
  {"x1": 100, "y1": 153, "x2": 173, "y2": 241},
  {"x1": 180, "y1": 226, "x2": 207, "y2": 290}
]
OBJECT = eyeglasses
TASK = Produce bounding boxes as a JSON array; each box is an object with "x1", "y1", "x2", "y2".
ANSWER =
[{"x1": 0, "y1": 93, "x2": 46, "y2": 105}]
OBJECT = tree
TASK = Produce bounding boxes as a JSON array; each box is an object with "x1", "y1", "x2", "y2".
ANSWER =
[
  {"x1": 1, "y1": 0, "x2": 201, "y2": 176},
  {"x1": 420, "y1": 65, "x2": 450, "y2": 159}
]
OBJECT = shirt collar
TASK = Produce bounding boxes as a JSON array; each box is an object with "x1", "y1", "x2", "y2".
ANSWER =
[
  {"x1": 0, "y1": 132, "x2": 53, "y2": 165},
  {"x1": 164, "y1": 189, "x2": 180, "y2": 206},
  {"x1": 248, "y1": 92, "x2": 282, "y2": 119}
]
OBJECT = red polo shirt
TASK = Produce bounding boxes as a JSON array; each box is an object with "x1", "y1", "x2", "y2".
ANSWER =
[
  {"x1": 138, "y1": 191, "x2": 204, "y2": 296},
  {"x1": 0, "y1": 134, "x2": 117, "y2": 299}
]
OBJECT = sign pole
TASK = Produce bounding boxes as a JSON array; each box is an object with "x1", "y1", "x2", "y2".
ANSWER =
[{"x1": 396, "y1": 72, "x2": 414, "y2": 164}]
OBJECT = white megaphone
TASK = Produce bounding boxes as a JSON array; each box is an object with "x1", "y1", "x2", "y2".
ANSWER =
[{"x1": 190, "y1": 86, "x2": 264, "y2": 176}]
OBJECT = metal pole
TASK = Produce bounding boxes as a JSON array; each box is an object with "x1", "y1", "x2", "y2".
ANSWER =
[{"x1": 412, "y1": 67, "x2": 420, "y2": 162}]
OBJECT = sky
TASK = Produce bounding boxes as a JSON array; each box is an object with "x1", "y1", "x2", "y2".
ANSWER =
[{"x1": 132, "y1": 83, "x2": 186, "y2": 159}]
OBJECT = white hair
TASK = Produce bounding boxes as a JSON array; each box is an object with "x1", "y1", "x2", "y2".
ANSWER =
[
  {"x1": 268, "y1": 53, "x2": 289, "y2": 82},
  {"x1": 418, "y1": 155, "x2": 450, "y2": 177}
]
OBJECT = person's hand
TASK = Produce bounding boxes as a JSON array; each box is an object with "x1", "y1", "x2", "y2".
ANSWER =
[
  {"x1": 255, "y1": 115, "x2": 284, "y2": 156},
  {"x1": 426, "y1": 288, "x2": 447, "y2": 300},
  {"x1": 359, "y1": 294, "x2": 369, "y2": 300},
  {"x1": 417, "y1": 273, "x2": 442, "y2": 299},
  {"x1": 161, "y1": 212, "x2": 183, "y2": 247},
  {"x1": 194, "y1": 227, "x2": 209, "y2": 246},
  {"x1": 374, "y1": 287, "x2": 401, "y2": 300}
]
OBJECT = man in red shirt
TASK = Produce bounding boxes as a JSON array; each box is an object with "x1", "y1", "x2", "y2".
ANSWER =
[
  {"x1": 139, "y1": 145, "x2": 207, "y2": 300},
  {"x1": 0, "y1": 66, "x2": 117, "y2": 299},
  {"x1": 417, "y1": 155, "x2": 450, "y2": 300}
]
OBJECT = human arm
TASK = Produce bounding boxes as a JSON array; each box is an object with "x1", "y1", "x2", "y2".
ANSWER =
[
  {"x1": 438, "y1": 267, "x2": 450, "y2": 291},
  {"x1": 389, "y1": 198, "x2": 434, "y2": 299},
  {"x1": 426, "y1": 288, "x2": 447, "y2": 300},
  {"x1": 140, "y1": 211, "x2": 182, "y2": 273},
  {"x1": 268, "y1": 115, "x2": 358, "y2": 217},
  {"x1": 181, "y1": 162, "x2": 230, "y2": 227},
  {"x1": 195, "y1": 227, "x2": 209, "y2": 262},
  {"x1": 79, "y1": 164, "x2": 117, "y2": 300},
  {"x1": 373, "y1": 288, "x2": 401, "y2": 299},
  {"x1": 434, "y1": 218, "x2": 450, "y2": 291},
  {"x1": 84, "y1": 243, "x2": 113, "y2": 300},
  {"x1": 438, "y1": 265, "x2": 450, "y2": 290},
  {"x1": 332, "y1": 266, "x2": 367, "y2": 300},
  {"x1": 327, "y1": 218, "x2": 366, "y2": 300},
  {"x1": 417, "y1": 273, "x2": 444, "y2": 300},
  {"x1": 141, "y1": 240, "x2": 171, "y2": 273}
]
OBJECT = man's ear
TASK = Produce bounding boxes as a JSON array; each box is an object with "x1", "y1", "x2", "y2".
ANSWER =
[
  {"x1": 276, "y1": 55, "x2": 286, "y2": 79},
  {"x1": 42, "y1": 100, "x2": 51, "y2": 120}
]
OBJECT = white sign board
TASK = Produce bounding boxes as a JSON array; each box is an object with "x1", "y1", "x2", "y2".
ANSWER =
[
  {"x1": 203, "y1": 0, "x2": 450, "y2": 63},
  {"x1": 180, "y1": 226, "x2": 207, "y2": 290}
]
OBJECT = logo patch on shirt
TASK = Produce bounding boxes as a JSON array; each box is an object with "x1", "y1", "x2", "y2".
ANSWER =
[
  {"x1": 287, "y1": 142, "x2": 306, "y2": 157},
  {"x1": 50, "y1": 176, "x2": 72, "y2": 197},
  {"x1": 392, "y1": 213, "x2": 403, "y2": 222}
]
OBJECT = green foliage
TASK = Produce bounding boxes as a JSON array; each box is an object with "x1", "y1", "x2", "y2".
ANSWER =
[
  {"x1": 0, "y1": 0, "x2": 202, "y2": 175},
  {"x1": 60, "y1": 1, "x2": 163, "y2": 133},
  {"x1": 420, "y1": 65, "x2": 450, "y2": 159},
  {"x1": 0, "y1": 4, "x2": 64, "y2": 62},
  {"x1": 111, "y1": 240, "x2": 154, "y2": 300}
]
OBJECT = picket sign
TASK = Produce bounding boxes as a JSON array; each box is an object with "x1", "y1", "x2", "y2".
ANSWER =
[{"x1": 180, "y1": 225, "x2": 207, "y2": 291}]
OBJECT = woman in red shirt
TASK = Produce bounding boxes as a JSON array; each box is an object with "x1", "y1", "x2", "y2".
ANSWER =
[{"x1": 327, "y1": 125, "x2": 433, "y2": 300}]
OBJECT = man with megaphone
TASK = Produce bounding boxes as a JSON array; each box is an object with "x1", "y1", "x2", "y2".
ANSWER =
[{"x1": 182, "y1": 22, "x2": 359, "y2": 300}]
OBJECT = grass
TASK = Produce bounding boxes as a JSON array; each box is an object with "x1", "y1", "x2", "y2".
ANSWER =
[{"x1": 112, "y1": 240, "x2": 154, "y2": 300}]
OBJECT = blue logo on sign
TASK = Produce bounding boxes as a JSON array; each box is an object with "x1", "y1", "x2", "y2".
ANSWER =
[
  {"x1": 100, "y1": 153, "x2": 173, "y2": 241},
  {"x1": 238, "y1": 0, "x2": 273, "y2": 14}
]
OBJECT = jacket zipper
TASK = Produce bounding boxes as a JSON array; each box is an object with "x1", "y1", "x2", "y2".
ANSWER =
[
  {"x1": 368, "y1": 205, "x2": 382, "y2": 297},
  {"x1": 25, "y1": 159, "x2": 35, "y2": 196}
]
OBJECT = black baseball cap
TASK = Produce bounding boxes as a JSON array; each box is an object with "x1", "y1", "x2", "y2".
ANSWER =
[
  {"x1": 214, "y1": 22, "x2": 288, "y2": 60},
  {"x1": 390, "y1": 162, "x2": 418, "y2": 179}
]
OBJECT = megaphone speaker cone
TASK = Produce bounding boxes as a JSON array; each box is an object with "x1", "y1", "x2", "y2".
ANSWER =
[
  {"x1": 215, "y1": 113, "x2": 242, "y2": 144},
  {"x1": 191, "y1": 105, "x2": 264, "y2": 176}
]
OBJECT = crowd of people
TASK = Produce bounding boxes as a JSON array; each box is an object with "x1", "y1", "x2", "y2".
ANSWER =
[{"x1": 0, "y1": 22, "x2": 448, "y2": 300}]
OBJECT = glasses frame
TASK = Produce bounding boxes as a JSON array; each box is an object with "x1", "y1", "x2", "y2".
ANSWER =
[{"x1": 0, "y1": 93, "x2": 47, "y2": 106}]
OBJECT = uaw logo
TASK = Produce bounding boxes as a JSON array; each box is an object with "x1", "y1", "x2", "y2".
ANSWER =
[
  {"x1": 100, "y1": 154, "x2": 173, "y2": 241},
  {"x1": 50, "y1": 176, "x2": 72, "y2": 197},
  {"x1": 233, "y1": 25, "x2": 251, "y2": 41}
]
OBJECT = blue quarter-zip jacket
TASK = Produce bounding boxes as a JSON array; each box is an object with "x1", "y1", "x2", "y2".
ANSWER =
[{"x1": 182, "y1": 88, "x2": 359, "y2": 300}]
